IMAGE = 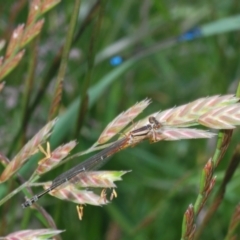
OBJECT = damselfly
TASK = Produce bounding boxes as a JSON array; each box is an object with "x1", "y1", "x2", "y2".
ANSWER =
[{"x1": 22, "y1": 117, "x2": 162, "y2": 208}]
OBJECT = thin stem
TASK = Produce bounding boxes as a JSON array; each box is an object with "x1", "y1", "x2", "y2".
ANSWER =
[
  {"x1": 20, "y1": 38, "x2": 38, "y2": 145},
  {"x1": 48, "y1": 0, "x2": 82, "y2": 120},
  {"x1": 75, "y1": 0, "x2": 105, "y2": 138},
  {"x1": 0, "y1": 182, "x2": 28, "y2": 207}
]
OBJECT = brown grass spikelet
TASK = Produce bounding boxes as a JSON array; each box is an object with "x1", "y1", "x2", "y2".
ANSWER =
[
  {"x1": 131, "y1": 95, "x2": 239, "y2": 132},
  {"x1": 3, "y1": 228, "x2": 64, "y2": 239},
  {"x1": 196, "y1": 159, "x2": 216, "y2": 214},
  {"x1": 155, "y1": 95, "x2": 239, "y2": 127},
  {"x1": 26, "y1": 0, "x2": 42, "y2": 25},
  {"x1": 21, "y1": 19, "x2": 45, "y2": 47},
  {"x1": 198, "y1": 103, "x2": 240, "y2": 129},
  {"x1": 182, "y1": 204, "x2": 196, "y2": 240},
  {"x1": 36, "y1": 140, "x2": 77, "y2": 175},
  {"x1": 198, "y1": 177, "x2": 216, "y2": 215},
  {"x1": 98, "y1": 98, "x2": 151, "y2": 144},
  {"x1": 0, "y1": 119, "x2": 57, "y2": 183},
  {"x1": 47, "y1": 185, "x2": 109, "y2": 206},
  {"x1": 41, "y1": 171, "x2": 128, "y2": 206},
  {"x1": 202, "y1": 160, "x2": 214, "y2": 192},
  {"x1": 41, "y1": 0, "x2": 61, "y2": 14},
  {"x1": 5, "y1": 24, "x2": 25, "y2": 58},
  {"x1": 0, "y1": 50, "x2": 25, "y2": 80},
  {"x1": 68, "y1": 171, "x2": 129, "y2": 188},
  {"x1": 153, "y1": 128, "x2": 215, "y2": 142}
]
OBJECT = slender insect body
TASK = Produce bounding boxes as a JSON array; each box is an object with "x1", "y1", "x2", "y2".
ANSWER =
[{"x1": 22, "y1": 117, "x2": 162, "y2": 208}]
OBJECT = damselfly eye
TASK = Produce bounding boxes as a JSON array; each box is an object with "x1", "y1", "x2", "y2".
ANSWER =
[
  {"x1": 148, "y1": 117, "x2": 162, "y2": 129},
  {"x1": 148, "y1": 116, "x2": 154, "y2": 123}
]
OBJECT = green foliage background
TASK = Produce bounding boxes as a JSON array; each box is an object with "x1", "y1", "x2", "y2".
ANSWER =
[{"x1": 1, "y1": 1, "x2": 240, "y2": 239}]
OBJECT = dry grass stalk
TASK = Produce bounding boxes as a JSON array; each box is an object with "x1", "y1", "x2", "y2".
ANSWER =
[{"x1": 0, "y1": 119, "x2": 57, "y2": 183}]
